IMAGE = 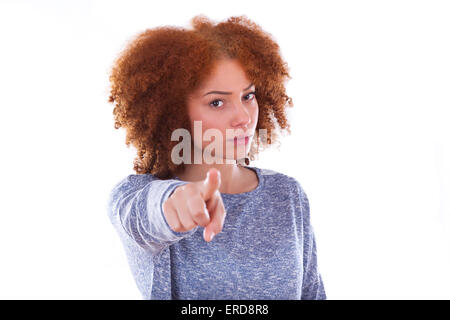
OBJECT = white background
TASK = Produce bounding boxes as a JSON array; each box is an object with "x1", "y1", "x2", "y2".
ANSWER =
[{"x1": 0, "y1": 0, "x2": 449, "y2": 299}]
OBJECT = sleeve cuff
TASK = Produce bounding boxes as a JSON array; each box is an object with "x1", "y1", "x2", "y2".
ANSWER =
[{"x1": 157, "y1": 180, "x2": 200, "y2": 241}]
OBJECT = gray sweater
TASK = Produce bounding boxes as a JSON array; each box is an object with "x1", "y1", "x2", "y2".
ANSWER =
[{"x1": 107, "y1": 165, "x2": 326, "y2": 299}]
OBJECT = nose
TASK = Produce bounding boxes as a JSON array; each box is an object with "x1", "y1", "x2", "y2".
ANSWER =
[{"x1": 231, "y1": 101, "x2": 251, "y2": 128}]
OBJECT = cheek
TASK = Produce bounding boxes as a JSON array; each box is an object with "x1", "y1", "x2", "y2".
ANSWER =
[{"x1": 190, "y1": 114, "x2": 227, "y2": 147}]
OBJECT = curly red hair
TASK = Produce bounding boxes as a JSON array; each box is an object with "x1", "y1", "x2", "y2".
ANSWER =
[{"x1": 107, "y1": 14, "x2": 293, "y2": 179}]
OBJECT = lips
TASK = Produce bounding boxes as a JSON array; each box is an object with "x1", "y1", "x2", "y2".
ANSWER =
[
  {"x1": 230, "y1": 135, "x2": 251, "y2": 146},
  {"x1": 228, "y1": 134, "x2": 252, "y2": 141}
]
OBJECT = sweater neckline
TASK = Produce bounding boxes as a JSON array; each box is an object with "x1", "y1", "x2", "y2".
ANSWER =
[
  {"x1": 173, "y1": 165, "x2": 264, "y2": 197},
  {"x1": 221, "y1": 165, "x2": 263, "y2": 197}
]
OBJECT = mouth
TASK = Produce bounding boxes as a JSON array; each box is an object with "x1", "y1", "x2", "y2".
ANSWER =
[{"x1": 229, "y1": 135, "x2": 252, "y2": 145}]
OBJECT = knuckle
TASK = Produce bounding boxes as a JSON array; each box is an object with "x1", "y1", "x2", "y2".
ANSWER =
[
  {"x1": 186, "y1": 184, "x2": 198, "y2": 194},
  {"x1": 177, "y1": 184, "x2": 191, "y2": 193},
  {"x1": 171, "y1": 223, "x2": 183, "y2": 232},
  {"x1": 186, "y1": 222, "x2": 197, "y2": 230},
  {"x1": 192, "y1": 209, "x2": 205, "y2": 219},
  {"x1": 173, "y1": 187, "x2": 183, "y2": 196},
  {"x1": 176, "y1": 184, "x2": 193, "y2": 196}
]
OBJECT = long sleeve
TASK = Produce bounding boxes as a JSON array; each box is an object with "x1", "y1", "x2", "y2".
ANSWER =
[
  {"x1": 106, "y1": 166, "x2": 326, "y2": 299},
  {"x1": 107, "y1": 174, "x2": 199, "y2": 257},
  {"x1": 296, "y1": 182, "x2": 327, "y2": 300}
]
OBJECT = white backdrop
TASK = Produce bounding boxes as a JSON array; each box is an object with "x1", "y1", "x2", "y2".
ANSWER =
[{"x1": 0, "y1": 0, "x2": 449, "y2": 299}]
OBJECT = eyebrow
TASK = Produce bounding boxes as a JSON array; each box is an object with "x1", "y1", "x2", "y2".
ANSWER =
[{"x1": 203, "y1": 83, "x2": 254, "y2": 96}]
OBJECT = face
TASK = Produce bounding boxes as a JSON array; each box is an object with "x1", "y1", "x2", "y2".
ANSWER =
[{"x1": 186, "y1": 58, "x2": 259, "y2": 164}]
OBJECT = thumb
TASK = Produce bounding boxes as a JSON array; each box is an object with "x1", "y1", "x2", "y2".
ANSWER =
[{"x1": 201, "y1": 168, "x2": 221, "y2": 201}]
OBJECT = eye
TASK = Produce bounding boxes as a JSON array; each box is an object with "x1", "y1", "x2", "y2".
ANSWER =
[
  {"x1": 244, "y1": 91, "x2": 256, "y2": 101},
  {"x1": 209, "y1": 99, "x2": 223, "y2": 108},
  {"x1": 208, "y1": 91, "x2": 256, "y2": 109}
]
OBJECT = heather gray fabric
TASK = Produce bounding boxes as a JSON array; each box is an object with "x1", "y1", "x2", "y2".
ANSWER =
[{"x1": 107, "y1": 165, "x2": 326, "y2": 300}]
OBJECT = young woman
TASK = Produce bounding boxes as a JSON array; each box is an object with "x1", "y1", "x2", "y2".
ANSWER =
[{"x1": 107, "y1": 14, "x2": 326, "y2": 300}]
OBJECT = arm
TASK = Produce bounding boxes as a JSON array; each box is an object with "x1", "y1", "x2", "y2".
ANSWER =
[
  {"x1": 107, "y1": 175, "x2": 199, "y2": 256},
  {"x1": 296, "y1": 182, "x2": 327, "y2": 300}
]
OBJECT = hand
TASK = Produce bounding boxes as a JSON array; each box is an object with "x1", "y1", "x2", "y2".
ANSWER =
[{"x1": 162, "y1": 168, "x2": 226, "y2": 242}]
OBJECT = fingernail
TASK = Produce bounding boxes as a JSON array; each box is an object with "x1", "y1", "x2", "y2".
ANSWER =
[{"x1": 209, "y1": 232, "x2": 215, "y2": 242}]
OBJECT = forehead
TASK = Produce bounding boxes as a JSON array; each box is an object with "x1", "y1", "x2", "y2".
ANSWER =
[{"x1": 198, "y1": 59, "x2": 252, "y2": 91}]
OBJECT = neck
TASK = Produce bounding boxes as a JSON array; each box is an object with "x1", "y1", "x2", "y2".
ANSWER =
[{"x1": 174, "y1": 162, "x2": 246, "y2": 194}]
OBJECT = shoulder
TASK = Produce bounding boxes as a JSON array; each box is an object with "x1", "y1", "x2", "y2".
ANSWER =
[
  {"x1": 108, "y1": 173, "x2": 160, "y2": 200},
  {"x1": 254, "y1": 166, "x2": 308, "y2": 200},
  {"x1": 111, "y1": 173, "x2": 151, "y2": 189},
  {"x1": 109, "y1": 172, "x2": 184, "y2": 198},
  {"x1": 253, "y1": 167, "x2": 312, "y2": 224}
]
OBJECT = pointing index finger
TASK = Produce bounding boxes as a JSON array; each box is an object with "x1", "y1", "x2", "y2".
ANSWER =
[
  {"x1": 203, "y1": 190, "x2": 226, "y2": 242},
  {"x1": 201, "y1": 168, "x2": 221, "y2": 201}
]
